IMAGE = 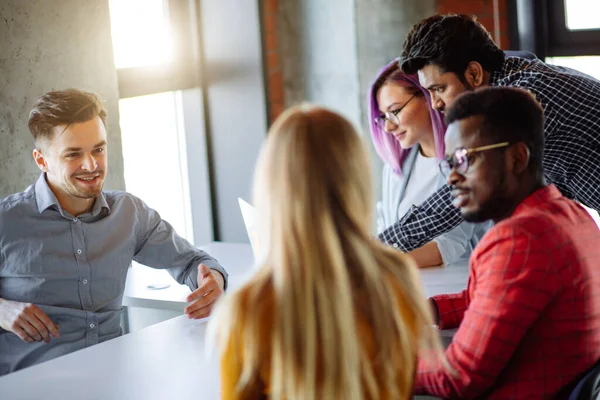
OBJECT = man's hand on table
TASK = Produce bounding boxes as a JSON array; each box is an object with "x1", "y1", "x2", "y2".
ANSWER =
[
  {"x1": 184, "y1": 264, "x2": 225, "y2": 319},
  {"x1": 0, "y1": 298, "x2": 59, "y2": 343}
]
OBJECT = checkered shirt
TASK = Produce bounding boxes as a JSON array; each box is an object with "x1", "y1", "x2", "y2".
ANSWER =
[{"x1": 379, "y1": 57, "x2": 600, "y2": 251}]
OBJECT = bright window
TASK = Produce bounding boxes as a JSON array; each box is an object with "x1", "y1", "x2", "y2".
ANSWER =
[
  {"x1": 564, "y1": 0, "x2": 600, "y2": 31},
  {"x1": 109, "y1": 0, "x2": 173, "y2": 69},
  {"x1": 545, "y1": 56, "x2": 600, "y2": 79},
  {"x1": 109, "y1": 0, "x2": 194, "y2": 243},
  {"x1": 118, "y1": 92, "x2": 193, "y2": 242}
]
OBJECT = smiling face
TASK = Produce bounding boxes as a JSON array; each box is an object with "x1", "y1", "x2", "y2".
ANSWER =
[
  {"x1": 376, "y1": 82, "x2": 434, "y2": 154},
  {"x1": 33, "y1": 116, "x2": 108, "y2": 214},
  {"x1": 418, "y1": 64, "x2": 473, "y2": 114},
  {"x1": 444, "y1": 115, "x2": 513, "y2": 223}
]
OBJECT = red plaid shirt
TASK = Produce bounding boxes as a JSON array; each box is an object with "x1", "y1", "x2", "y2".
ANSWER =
[{"x1": 415, "y1": 185, "x2": 600, "y2": 399}]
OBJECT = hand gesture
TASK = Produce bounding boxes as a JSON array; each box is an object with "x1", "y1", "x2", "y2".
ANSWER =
[{"x1": 184, "y1": 264, "x2": 225, "y2": 319}]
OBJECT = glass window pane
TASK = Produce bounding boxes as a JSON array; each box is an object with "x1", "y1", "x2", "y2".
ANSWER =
[
  {"x1": 118, "y1": 91, "x2": 194, "y2": 242},
  {"x1": 545, "y1": 56, "x2": 600, "y2": 80},
  {"x1": 109, "y1": 0, "x2": 173, "y2": 69},
  {"x1": 564, "y1": 0, "x2": 600, "y2": 30}
]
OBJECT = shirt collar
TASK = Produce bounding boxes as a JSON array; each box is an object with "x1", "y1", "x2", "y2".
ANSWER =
[
  {"x1": 513, "y1": 185, "x2": 562, "y2": 216},
  {"x1": 91, "y1": 190, "x2": 111, "y2": 217},
  {"x1": 34, "y1": 173, "x2": 111, "y2": 217},
  {"x1": 35, "y1": 173, "x2": 61, "y2": 214},
  {"x1": 489, "y1": 57, "x2": 529, "y2": 86},
  {"x1": 489, "y1": 70, "x2": 503, "y2": 87}
]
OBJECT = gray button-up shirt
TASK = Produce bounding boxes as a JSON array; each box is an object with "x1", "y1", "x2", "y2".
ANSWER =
[{"x1": 0, "y1": 174, "x2": 227, "y2": 375}]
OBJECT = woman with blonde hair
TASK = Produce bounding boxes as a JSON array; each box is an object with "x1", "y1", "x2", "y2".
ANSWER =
[{"x1": 213, "y1": 104, "x2": 442, "y2": 400}]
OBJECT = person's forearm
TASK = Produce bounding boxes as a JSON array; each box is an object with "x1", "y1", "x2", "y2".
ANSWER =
[
  {"x1": 407, "y1": 241, "x2": 443, "y2": 268},
  {"x1": 379, "y1": 185, "x2": 463, "y2": 251},
  {"x1": 431, "y1": 292, "x2": 468, "y2": 330}
]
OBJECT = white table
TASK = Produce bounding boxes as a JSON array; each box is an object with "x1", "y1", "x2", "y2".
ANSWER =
[
  {"x1": 0, "y1": 242, "x2": 469, "y2": 399},
  {"x1": 122, "y1": 242, "x2": 256, "y2": 312},
  {"x1": 0, "y1": 316, "x2": 219, "y2": 400},
  {"x1": 420, "y1": 261, "x2": 469, "y2": 298},
  {"x1": 122, "y1": 241, "x2": 468, "y2": 310}
]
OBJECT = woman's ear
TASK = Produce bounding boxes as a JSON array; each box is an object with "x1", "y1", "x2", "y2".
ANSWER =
[{"x1": 464, "y1": 62, "x2": 485, "y2": 88}]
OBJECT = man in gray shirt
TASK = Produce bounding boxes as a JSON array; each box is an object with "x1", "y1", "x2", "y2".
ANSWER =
[{"x1": 0, "y1": 89, "x2": 228, "y2": 375}]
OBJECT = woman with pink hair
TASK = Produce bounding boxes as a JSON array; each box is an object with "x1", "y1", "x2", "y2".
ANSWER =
[{"x1": 369, "y1": 59, "x2": 489, "y2": 267}]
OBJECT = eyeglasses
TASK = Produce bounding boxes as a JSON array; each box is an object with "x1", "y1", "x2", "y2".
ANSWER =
[
  {"x1": 374, "y1": 93, "x2": 418, "y2": 130},
  {"x1": 439, "y1": 142, "x2": 510, "y2": 177}
]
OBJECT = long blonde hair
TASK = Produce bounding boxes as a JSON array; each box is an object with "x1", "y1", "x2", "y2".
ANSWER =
[{"x1": 215, "y1": 105, "x2": 442, "y2": 399}]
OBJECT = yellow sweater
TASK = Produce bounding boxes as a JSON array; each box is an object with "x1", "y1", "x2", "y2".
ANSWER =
[{"x1": 219, "y1": 282, "x2": 419, "y2": 399}]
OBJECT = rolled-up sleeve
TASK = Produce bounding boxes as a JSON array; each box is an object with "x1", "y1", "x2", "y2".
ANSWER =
[
  {"x1": 131, "y1": 197, "x2": 228, "y2": 290},
  {"x1": 433, "y1": 223, "x2": 475, "y2": 266}
]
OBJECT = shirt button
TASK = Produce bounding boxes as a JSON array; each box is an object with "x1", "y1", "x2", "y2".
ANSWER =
[
  {"x1": 393, "y1": 243, "x2": 399, "y2": 248},
  {"x1": 72, "y1": 218, "x2": 78, "y2": 222},
  {"x1": 82, "y1": 279, "x2": 88, "y2": 285},
  {"x1": 77, "y1": 249, "x2": 82, "y2": 255},
  {"x1": 89, "y1": 324, "x2": 95, "y2": 329}
]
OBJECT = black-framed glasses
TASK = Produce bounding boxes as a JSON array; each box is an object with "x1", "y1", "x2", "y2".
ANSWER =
[
  {"x1": 439, "y1": 142, "x2": 510, "y2": 177},
  {"x1": 374, "y1": 93, "x2": 418, "y2": 130}
]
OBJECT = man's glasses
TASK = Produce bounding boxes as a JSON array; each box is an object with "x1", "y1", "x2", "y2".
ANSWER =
[
  {"x1": 374, "y1": 93, "x2": 418, "y2": 130},
  {"x1": 439, "y1": 142, "x2": 510, "y2": 178}
]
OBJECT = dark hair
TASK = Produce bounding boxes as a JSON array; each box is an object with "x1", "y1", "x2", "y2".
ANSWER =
[
  {"x1": 28, "y1": 89, "x2": 107, "y2": 145},
  {"x1": 401, "y1": 14, "x2": 505, "y2": 80},
  {"x1": 445, "y1": 87, "x2": 545, "y2": 177}
]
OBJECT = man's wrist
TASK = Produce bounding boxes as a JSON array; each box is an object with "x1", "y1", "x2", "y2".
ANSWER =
[{"x1": 211, "y1": 270, "x2": 225, "y2": 290}]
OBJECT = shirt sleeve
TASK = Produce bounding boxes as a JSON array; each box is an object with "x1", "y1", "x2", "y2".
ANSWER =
[
  {"x1": 379, "y1": 184, "x2": 464, "y2": 251},
  {"x1": 415, "y1": 225, "x2": 558, "y2": 399},
  {"x1": 376, "y1": 200, "x2": 385, "y2": 234},
  {"x1": 131, "y1": 196, "x2": 228, "y2": 290},
  {"x1": 433, "y1": 223, "x2": 474, "y2": 266},
  {"x1": 430, "y1": 169, "x2": 484, "y2": 265},
  {"x1": 431, "y1": 291, "x2": 469, "y2": 330},
  {"x1": 433, "y1": 220, "x2": 493, "y2": 266}
]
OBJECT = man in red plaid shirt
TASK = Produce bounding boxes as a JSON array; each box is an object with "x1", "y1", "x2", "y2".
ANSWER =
[{"x1": 414, "y1": 87, "x2": 600, "y2": 399}]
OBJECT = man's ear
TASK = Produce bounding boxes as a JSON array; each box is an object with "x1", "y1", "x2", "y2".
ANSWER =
[
  {"x1": 464, "y1": 61, "x2": 485, "y2": 88},
  {"x1": 33, "y1": 147, "x2": 49, "y2": 172},
  {"x1": 508, "y1": 142, "x2": 530, "y2": 174}
]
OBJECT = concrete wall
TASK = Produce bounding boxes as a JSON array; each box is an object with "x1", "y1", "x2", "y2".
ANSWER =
[
  {"x1": 268, "y1": 0, "x2": 436, "y2": 224},
  {"x1": 0, "y1": 0, "x2": 125, "y2": 197},
  {"x1": 355, "y1": 0, "x2": 437, "y2": 197},
  {"x1": 300, "y1": 1, "x2": 362, "y2": 128},
  {"x1": 355, "y1": 0, "x2": 437, "y2": 134},
  {"x1": 276, "y1": 0, "x2": 361, "y2": 127}
]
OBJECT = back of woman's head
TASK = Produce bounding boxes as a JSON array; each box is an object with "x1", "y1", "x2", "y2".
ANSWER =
[
  {"x1": 254, "y1": 104, "x2": 373, "y2": 255},
  {"x1": 369, "y1": 59, "x2": 446, "y2": 175},
  {"x1": 215, "y1": 104, "x2": 442, "y2": 400}
]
